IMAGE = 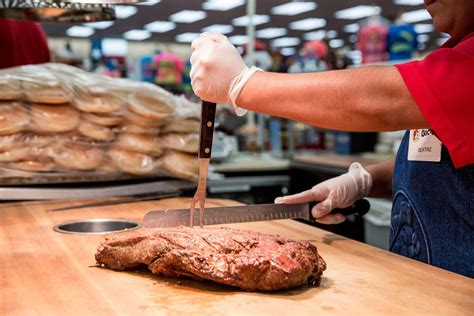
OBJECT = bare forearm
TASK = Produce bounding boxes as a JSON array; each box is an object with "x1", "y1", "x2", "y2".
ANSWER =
[
  {"x1": 366, "y1": 159, "x2": 395, "y2": 198},
  {"x1": 237, "y1": 67, "x2": 429, "y2": 132}
]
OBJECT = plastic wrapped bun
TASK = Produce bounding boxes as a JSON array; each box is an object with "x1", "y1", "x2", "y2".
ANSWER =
[
  {"x1": 8, "y1": 160, "x2": 54, "y2": 172},
  {"x1": 119, "y1": 124, "x2": 160, "y2": 135},
  {"x1": 78, "y1": 121, "x2": 114, "y2": 142},
  {"x1": 0, "y1": 78, "x2": 22, "y2": 101},
  {"x1": 114, "y1": 133, "x2": 163, "y2": 156},
  {"x1": 30, "y1": 104, "x2": 80, "y2": 133},
  {"x1": 125, "y1": 109, "x2": 167, "y2": 127},
  {"x1": 0, "y1": 103, "x2": 30, "y2": 135},
  {"x1": 161, "y1": 133, "x2": 198, "y2": 153},
  {"x1": 74, "y1": 93, "x2": 124, "y2": 114},
  {"x1": 82, "y1": 112, "x2": 123, "y2": 127},
  {"x1": 108, "y1": 148, "x2": 156, "y2": 176},
  {"x1": 49, "y1": 142, "x2": 103, "y2": 171},
  {"x1": 160, "y1": 151, "x2": 199, "y2": 181},
  {"x1": 161, "y1": 119, "x2": 200, "y2": 134},
  {"x1": 0, "y1": 147, "x2": 32, "y2": 162},
  {"x1": 23, "y1": 81, "x2": 72, "y2": 105},
  {"x1": 0, "y1": 133, "x2": 54, "y2": 152}
]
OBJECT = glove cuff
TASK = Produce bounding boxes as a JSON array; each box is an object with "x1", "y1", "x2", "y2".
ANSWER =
[
  {"x1": 229, "y1": 66, "x2": 262, "y2": 116},
  {"x1": 348, "y1": 162, "x2": 373, "y2": 198}
]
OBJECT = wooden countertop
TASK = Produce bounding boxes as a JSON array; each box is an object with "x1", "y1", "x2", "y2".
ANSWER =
[{"x1": 2, "y1": 198, "x2": 473, "y2": 315}]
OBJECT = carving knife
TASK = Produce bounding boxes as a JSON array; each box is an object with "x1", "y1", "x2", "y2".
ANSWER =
[{"x1": 143, "y1": 199, "x2": 370, "y2": 228}]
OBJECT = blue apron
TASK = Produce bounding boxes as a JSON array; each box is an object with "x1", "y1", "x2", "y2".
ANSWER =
[{"x1": 390, "y1": 131, "x2": 474, "y2": 277}]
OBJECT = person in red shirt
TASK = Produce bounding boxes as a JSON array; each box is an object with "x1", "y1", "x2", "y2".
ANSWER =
[
  {"x1": 0, "y1": 18, "x2": 50, "y2": 69},
  {"x1": 190, "y1": 0, "x2": 474, "y2": 277}
]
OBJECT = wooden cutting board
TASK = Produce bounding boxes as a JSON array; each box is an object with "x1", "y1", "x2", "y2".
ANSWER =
[{"x1": 1, "y1": 197, "x2": 473, "y2": 315}]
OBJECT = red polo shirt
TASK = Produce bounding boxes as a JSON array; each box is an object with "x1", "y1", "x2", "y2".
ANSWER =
[
  {"x1": 395, "y1": 32, "x2": 474, "y2": 168},
  {"x1": 0, "y1": 19, "x2": 50, "y2": 69}
]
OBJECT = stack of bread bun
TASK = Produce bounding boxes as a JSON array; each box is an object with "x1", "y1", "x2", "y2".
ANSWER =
[{"x1": 0, "y1": 63, "x2": 201, "y2": 182}]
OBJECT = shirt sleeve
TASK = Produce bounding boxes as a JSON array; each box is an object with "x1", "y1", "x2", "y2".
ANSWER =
[{"x1": 395, "y1": 34, "x2": 474, "y2": 168}]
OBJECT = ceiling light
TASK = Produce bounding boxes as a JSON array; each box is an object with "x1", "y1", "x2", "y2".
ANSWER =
[
  {"x1": 232, "y1": 15, "x2": 270, "y2": 27},
  {"x1": 344, "y1": 23, "x2": 360, "y2": 33},
  {"x1": 304, "y1": 30, "x2": 326, "y2": 41},
  {"x1": 123, "y1": 29, "x2": 151, "y2": 41},
  {"x1": 401, "y1": 9, "x2": 431, "y2": 23},
  {"x1": 290, "y1": 18, "x2": 326, "y2": 31},
  {"x1": 170, "y1": 10, "x2": 207, "y2": 23},
  {"x1": 66, "y1": 26, "x2": 94, "y2": 37},
  {"x1": 335, "y1": 5, "x2": 381, "y2": 20},
  {"x1": 394, "y1": 0, "x2": 424, "y2": 5},
  {"x1": 228, "y1": 35, "x2": 248, "y2": 45},
  {"x1": 202, "y1": 24, "x2": 234, "y2": 34},
  {"x1": 329, "y1": 39, "x2": 344, "y2": 48},
  {"x1": 271, "y1": 2, "x2": 317, "y2": 16},
  {"x1": 417, "y1": 34, "x2": 430, "y2": 43},
  {"x1": 280, "y1": 47, "x2": 296, "y2": 56},
  {"x1": 145, "y1": 21, "x2": 176, "y2": 33},
  {"x1": 83, "y1": 21, "x2": 114, "y2": 29},
  {"x1": 175, "y1": 32, "x2": 200, "y2": 43},
  {"x1": 136, "y1": 0, "x2": 160, "y2": 6},
  {"x1": 414, "y1": 23, "x2": 434, "y2": 33},
  {"x1": 256, "y1": 27, "x2": 287, "y2": 39},
  {"x1": 349, "y1": 34, "x2": 358, "y2": 43},
  {"x1": 115, "y1": 5, "x2": 137, "y2": 19},
  {"x1": 272, "y1": 37, "x2": 300, "y2": 48},
  {"x1": 102, "y1": 38, "x2": 128, "y2": 57},
  {"x1": 202, "y1": 0, "x2": 244, "y2": 11},
  {"x1": 326, "y1": 30, "x2": 338, "y2": 39}
]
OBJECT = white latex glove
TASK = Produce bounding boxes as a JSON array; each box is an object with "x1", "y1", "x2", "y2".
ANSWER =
[
  {"x1": 275, "y1": 163, "x2": 372, "y2": 224},
  {"x1": 190, "y1": 32, "x2": 261, "y2": 116}
]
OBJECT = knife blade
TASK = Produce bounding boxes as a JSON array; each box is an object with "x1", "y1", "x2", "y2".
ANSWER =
[{"x1": 143, "y1": 199, "x2": 370, "y2": 228}]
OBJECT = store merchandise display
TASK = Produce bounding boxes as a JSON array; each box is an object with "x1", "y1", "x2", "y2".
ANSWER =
[{"x1": 0, "y1": 63, "x2": 201, "y2": 183}]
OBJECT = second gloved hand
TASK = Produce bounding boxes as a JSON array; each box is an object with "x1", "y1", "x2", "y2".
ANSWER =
[
  {"x1": 275, "y1": 163, "x2": 373, "y2": 224},
  {"x1": 190, "y1": 32, "x2": 261, "y2": 115}
]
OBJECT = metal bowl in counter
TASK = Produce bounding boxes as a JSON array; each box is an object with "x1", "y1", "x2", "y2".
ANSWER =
[{"x1": 53, "y1": 219, "x2": 141, "y2": 235}]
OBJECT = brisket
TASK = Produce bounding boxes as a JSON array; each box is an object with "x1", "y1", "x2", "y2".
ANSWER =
[{"x1": 95, "y1": 227, "x2": 326, "y2": 291}]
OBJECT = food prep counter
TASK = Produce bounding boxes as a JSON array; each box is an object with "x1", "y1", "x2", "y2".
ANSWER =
[{"x1": 2, "y1": 198, "x2": 472, "y2": 314}]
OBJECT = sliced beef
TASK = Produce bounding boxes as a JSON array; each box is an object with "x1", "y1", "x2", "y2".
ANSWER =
[{"x1": 95, "y1": 227, "x2": 326, "y2": 291}]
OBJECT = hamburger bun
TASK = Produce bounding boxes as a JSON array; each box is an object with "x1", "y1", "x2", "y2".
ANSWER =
[
  {"x1": 23, "y1": 82, "x2": 72, "y2": 104},
  {"x1": 119, "y1": 124, "x2": 160, "y2": 135},
  {"x1": 160, "y1": 151, "x2": 198, "y2": 181},
  {"x1": 0, "y1": 78, "x2": 22, "y2": 101},
  {"x1": 114, "y1": 133, "x2": 162, "y2": 156},
  {"x1": 8, "y1": 160, "x2": 54, "y2": 172},
  {"x1": 0, "y1": 133, "x2": 54, "y2": 151},
  {"x1": 161, "y1": 133, "x2": 198, "y2": 153},
  {"x1": 108, "y1": 148, "x2": 156, "y2": 176},
  {"x1": 0, "y1": 147, "x2": 31, "y2": 162},
  {"x1": 78, "y1": 121, "x2": 114, "y2": 142},
  {"x1": 82, "y1": 112, "x2": 123, "y2": 127},
  {"x1": 125, "y1": 109, "x2": 167, "y2": 127},
  {"x1": 161, "y1": 119, "x2": 200, "y2": 134},
  {"x1": 74, "y1": 95, "x2": 124, "y2": 114},
  {"x1": 0, "y1": 103, "x2": 30, "y2": 135},
  {"x1": 30, "y1": 104, "x2": 80, "y2": 133},
  {"x1": 127, "y1": 90, "x2": 173, "y2": 120},
  {"x1": 49, "y1": 143, "x2": 103, "y2": 171}
]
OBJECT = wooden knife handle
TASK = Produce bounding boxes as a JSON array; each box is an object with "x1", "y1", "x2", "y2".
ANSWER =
[{"x1": 199, "y1": 101, "x2": 217, "y2": 158}]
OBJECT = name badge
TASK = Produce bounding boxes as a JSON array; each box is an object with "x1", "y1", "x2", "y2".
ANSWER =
[{"x1": 408, "y1": 129, "x2": 442, "y2": 162}]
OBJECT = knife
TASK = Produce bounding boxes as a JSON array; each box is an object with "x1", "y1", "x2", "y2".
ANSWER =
[{"x1": 143, "y1": 199, "x2": 370, "y2": 228}]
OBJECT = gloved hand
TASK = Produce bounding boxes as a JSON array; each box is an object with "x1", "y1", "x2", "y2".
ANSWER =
[
  {"x1": 275, "y1": 163, "x2": 372, "y2": 224},
  {"x1": 190, "y1": 32, "x2": 261, "y2": 116}
]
